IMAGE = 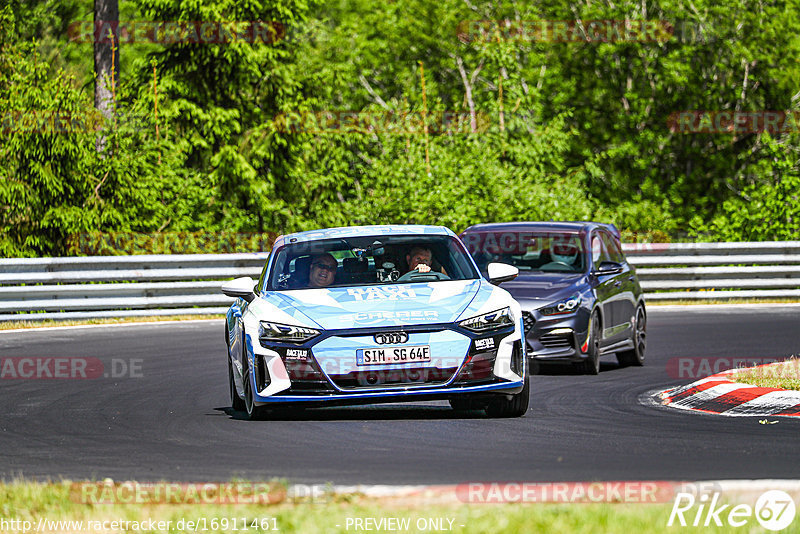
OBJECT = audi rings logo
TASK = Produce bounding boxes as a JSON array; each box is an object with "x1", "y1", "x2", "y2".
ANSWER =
[{"x1": 374, "y1": 332, "x2": 409, "y2": 345}]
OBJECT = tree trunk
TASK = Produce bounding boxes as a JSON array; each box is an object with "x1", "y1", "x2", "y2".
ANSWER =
[{"x1": 94, "y1": 0, "x2": 119, "y2": 151}]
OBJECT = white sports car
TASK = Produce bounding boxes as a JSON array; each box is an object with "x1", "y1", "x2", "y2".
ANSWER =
[{"x1": 221, "y1": 225, "x2": 529, "y2": 419}]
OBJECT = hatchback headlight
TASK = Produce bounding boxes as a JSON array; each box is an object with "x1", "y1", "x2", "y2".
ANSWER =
[
  {"x1": 539, "y1": 295, "x2": 581, "y2": 316},
  {"x1": 459, "y1": 307, "x2": 514, "y2": 333},
  {"x1": 259, "y1": 321, "x2": 321, "y2": 343}
]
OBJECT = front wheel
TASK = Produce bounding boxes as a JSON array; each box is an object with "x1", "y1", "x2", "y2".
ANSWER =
[
  {"x1": 226, "y1": 324, "x2": 246, "y2": 411},
  {"x1": 486, "y1": 370, "x2": 530, "y2": 418},
  {"x1": 579, "y1": 310, "x2": 601, "y2": 375},
  {"x1": 242, "y1": 361, "x2": 266, "y2": 420},
  {"x1": 617, "y1": 304, "x2": 646, "y2": 366},
  {"x1": 240, "y1": 330, "x2": 266, "y2": 420},
  {"x1": 229, "y1": 354, "x2": 246, "y2": 412}
]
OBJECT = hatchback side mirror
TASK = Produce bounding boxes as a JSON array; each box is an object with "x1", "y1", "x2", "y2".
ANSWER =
[
  {"x1": 592, "y1": 261, "x2": 623, "y2": 276},
  {"x1": 221, "y1": 276, "x2": 256, "y2": 302}
]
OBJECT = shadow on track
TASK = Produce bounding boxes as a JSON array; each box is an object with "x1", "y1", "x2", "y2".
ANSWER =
[
  {"x1": 215, "y1": 404, "x2": 500, "y2": 421},
  {"x1": 533, "y1": 361, "x2": 622, "y2": 375}
]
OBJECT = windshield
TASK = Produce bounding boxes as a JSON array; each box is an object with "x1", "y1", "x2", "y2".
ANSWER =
[
  {"x1": 463, "y1": 231, "x2": 586, "y2": 274},
  {"x1": 266, "y1": 235, "x2": 479, "y2": 290}
]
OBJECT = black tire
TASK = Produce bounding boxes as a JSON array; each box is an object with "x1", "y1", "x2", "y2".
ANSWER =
[
  {"x1": 229, "y1": 354, "x2": 246, "y2": 412},
  {"x1": 226, "y1": 324, "x2": 246, "y2": 412},
  {"x1": 486, "y1": 367, "x2": 530, "y2": 418},
  {"x1": 240, "y1": 330, "x2": 266, "y2": 420},
  {"x1": 242, "y1": 360, "x2": 266, "y2": 420},
  {"x1": 580, "y1": 310, "x2": 601, "y2": 375},
  {"x1": 617, "y1": 304, "x2": 646, "y2": 367}
]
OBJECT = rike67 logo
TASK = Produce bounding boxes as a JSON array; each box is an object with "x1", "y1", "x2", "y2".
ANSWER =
[{"x1": 668, "y1": 490, "x2": 796, "y2": 531}]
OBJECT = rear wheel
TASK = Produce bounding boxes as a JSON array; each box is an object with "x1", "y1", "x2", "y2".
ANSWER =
[
  {"x1": 617, "y1": 305, "x2": 646, "y2": 366},
  {"x1": 486, "y1": 368, "x2": 530, "y2": 418},
  {"x1": 579, "y1": 310, "x2": 601, "y2": 375}
]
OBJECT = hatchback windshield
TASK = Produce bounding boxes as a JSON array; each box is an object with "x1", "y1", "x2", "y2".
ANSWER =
[
  {"x1": 267, "y1": 235, "x2": 479, "y2": 290},
  {"x1": 463, "y1": 231, "x2": 585, "y2": 273}
]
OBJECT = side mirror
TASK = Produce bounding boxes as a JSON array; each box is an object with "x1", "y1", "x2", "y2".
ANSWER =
[
  {"x1": 221, "y1": 276, "x2": 256, "y2": 303},
  {"x1": 592, "y1": 261, "x2": 623, "y2": 276},
  {"x1": 487, "y1": 262, "x2": 519, "y2": 285}
]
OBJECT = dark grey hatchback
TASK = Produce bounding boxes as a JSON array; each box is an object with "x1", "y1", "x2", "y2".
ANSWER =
[{"x1": 460, "y1": 222, "x2": 646, "y2": 374}]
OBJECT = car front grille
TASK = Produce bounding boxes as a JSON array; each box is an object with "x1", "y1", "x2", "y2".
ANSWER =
[
  {"x1": 283, "y1": 359, "x2": 336, "y2": 394},
  {"x1": 454, "y1": 351, "x2": 496, "y2": 384},
  {"x1": 539, "y1": 332, "x2": 573, "y2": 349},
  {"x1": 327, "y1": 366, "x2": 458, "y2": 390}
]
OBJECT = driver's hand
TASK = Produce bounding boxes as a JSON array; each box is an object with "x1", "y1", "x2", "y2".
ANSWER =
[{"x1": 416, "y1": 264, "x2": 431, "y2": 273}]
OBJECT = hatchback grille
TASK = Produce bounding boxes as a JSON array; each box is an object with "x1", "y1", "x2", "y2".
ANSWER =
[{"x1": 539, "y1": 332, "x2": 573, "y2": 349}]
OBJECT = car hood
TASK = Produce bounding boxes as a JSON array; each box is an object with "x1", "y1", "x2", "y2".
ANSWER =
[
  {"x1": 499, "y1": 273, "x2": 585, "y2": 302},
  {"x1": 259, "y1": 280, "x2": 488, "y2": 330}
]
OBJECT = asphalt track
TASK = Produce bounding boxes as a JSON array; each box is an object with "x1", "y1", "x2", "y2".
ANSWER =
[{"x1": 1, "y1": 306, "x2": 799, "y2": 485}]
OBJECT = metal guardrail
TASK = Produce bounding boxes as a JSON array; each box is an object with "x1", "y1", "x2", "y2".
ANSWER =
[
  {"x1": 0, "y1": 253, "x2": 268, "y2": 321},
  {"x1": 1, "y1": 242, "x2": 799, "y2": 320},
  {"x1": 622, "y1": 241, "x2": 800, "y2": 300}
]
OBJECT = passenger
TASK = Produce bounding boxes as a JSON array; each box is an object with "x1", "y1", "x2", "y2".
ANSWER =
[{"x1": 308, "y1": 253, "x2": 337, "y2": 288}]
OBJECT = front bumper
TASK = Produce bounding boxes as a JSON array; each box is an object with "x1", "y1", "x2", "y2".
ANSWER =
[
  {"x1": 247, "y1": 323, "x2": 525, "y2": 405},
  {"x1": 522, "y1": 307, "x2": 590, "y2": 362},
  {"x1": 252, "y1": 381, "x2": 524, "y2": 405}
]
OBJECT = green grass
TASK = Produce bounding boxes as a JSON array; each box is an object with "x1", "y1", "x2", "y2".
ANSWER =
[
  {"x1": 0, "y1": 315, "x2": 224, "y2": 331},
  {"x1": 0, "y1": 480, "x2": 795, "y2": 533},
  {"x1": 730, "y1": 359, "x2": 800, "y2": 390}
]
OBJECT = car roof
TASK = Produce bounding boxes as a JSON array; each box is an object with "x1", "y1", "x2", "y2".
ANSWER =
[
  {"x1": 274, "y1": 225, "x2": 455, "y2": 246},
  {"x1": 461, "y1": 221, "x2": 620, "y2": 239}
]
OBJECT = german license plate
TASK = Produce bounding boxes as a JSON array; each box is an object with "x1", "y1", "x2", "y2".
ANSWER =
[{"x1": 356, "y1": 345, "x2": 431, "y2": 366}]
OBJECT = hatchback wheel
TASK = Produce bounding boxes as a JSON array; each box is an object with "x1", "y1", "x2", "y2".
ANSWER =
[
  {"x1": 617, "y1": 305, "x2": 646, "y2": 366},
  {"x1": 580, "y1": 310, "x2": 601, "y2": 375}
]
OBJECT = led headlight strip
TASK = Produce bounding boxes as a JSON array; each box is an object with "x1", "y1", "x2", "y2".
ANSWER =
[
  {"x1": 259, "y1": 321, "x2": 321, "y2": 342},
  {"x1": 459, "y1": 307, "x2": 514, "y2": 333},
  {"x1": 539, "y1": 295, "x2": 581, "y2": 316}
]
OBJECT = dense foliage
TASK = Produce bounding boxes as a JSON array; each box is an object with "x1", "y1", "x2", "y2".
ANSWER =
[{"x1": 2, "y1": 0, "x2": 799, "y2": 256}]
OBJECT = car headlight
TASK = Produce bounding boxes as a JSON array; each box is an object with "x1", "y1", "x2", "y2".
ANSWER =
[
  {"x1": 259, "y1": 321, "x2": 321, "y2": 343},
  {"x1": 539, "y1": 295, "x2": 582, "y2": 316},
  {"x1": 459, "y1": 307, "x2": 514, "y2": 333}
]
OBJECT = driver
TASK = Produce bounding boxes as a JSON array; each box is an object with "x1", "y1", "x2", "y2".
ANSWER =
[
  {"x1": 308, "y1": 253, "x2": 337, "y2": 288},
  {"x1": 550, "y1": 242, "x2": 579, "y2": 266},
  {"x1": 405, "y1": 246, "x2": 433, "y2": 273}
]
